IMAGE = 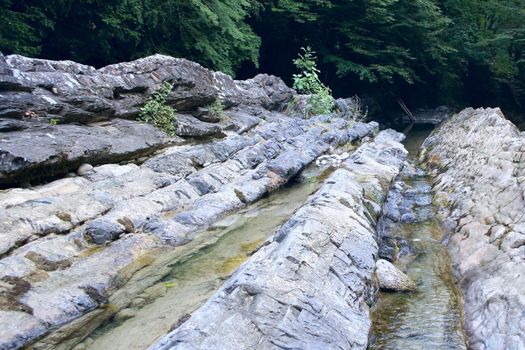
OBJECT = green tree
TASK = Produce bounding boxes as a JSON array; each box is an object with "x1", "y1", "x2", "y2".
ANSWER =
[
  {"x1": 0, "y1": 0, "x2": 261, "y2": 74},
  {"x1": 267, "y1": 0, "x2": 453, "y2": 85},
  {"x1": 441, "y1": 0, "x2": 525, "y2": 107}
]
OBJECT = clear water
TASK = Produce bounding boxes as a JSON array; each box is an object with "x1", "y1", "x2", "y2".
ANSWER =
[
  {"x1": 82, "y1": 166, "x2": 332, "y2": 350},
  {"x1": 369, "y1": 124, "x2": 468, "y2": 350}
]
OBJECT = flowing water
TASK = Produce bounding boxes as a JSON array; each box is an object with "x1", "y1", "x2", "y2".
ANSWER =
[
  {"x1": 369, "y1": 124, "x2": 468, "y2": 349},
  {"x1": 82, "y1": 165, "x2": 332, "y2": 350}
]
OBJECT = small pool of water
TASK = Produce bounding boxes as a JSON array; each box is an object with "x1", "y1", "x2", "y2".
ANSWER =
[
  {"x1": 82, "y1": 165, "x2": 332, "y2": 350},
  {"x1": 369, "y1": 124, "x2": 467, "y2": 349}
]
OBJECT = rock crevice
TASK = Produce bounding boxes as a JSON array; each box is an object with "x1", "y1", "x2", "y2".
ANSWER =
[{"x1": 150, "y1": 130, "x2": 407, "y2": 350}]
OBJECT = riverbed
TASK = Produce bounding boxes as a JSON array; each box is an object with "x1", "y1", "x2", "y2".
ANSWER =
[
  {"x1": 369, "y1": 124, "x2": 468, "y2": 349},
  {"x1": 79, "y1": 165, "x2": 332, "y2": 350}
]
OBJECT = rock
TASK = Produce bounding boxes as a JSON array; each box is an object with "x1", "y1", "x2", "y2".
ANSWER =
[
  {"x1": 375, "y1": 259, "x2": 416, "y2": 292},
  {"x1": 76, "y1": 164, "x2": 93, "y2": 176},
  {"x1": 400, "y1": 212, "x2": 417, "y2": 223},
  {"x1": 0, "y1": 52, "x2": 390, "y2": 350},
  {"x1": 115, "y1": 308, "x2": 137, "y2": 323},
  {"x1": 0, "y1": 119, "x2": 174, "y2": 186},
  {"x1": 335, "y1": 96, "x2": 365, "y2": 120},
  {"x1": 0, "y1": 53, "x2": 296, "y2": 187},
  {"x1": 0, "y1": 54, "x2": 293, "y2": 123},
  {"x1": 219, "y1": 73, "x2": 293, "y2": 111},
  {"x1": 0, "y1": 112, "x2": 380, "y2": 349},
  {"x1": 84, "y1": 219, "x2": 125, "y2": 245},
  {"x1": 131, "y1": 298, "x2": 147, "y2": 308},
  {"x1": 0, "y1": 311, "x2": 47, "y2": 350},
  {"x1": 192, "y1": 107, "x2": 221, "y2": 123},
  {"x1": 175, "y1": 114, "x2": 223, "y2": 137},
  {"x1": 149, "y1": 130, "x2": 407, "y2": 350},
  {"x1": 421, "y1": 107, "x2": 525, "y2": 350}
]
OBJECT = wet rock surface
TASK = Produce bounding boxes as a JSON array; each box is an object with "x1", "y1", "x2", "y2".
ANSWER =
[
  {"x1": 149, "y1": 130, "x2": 407, "y2": 350},
  {"x1": 421, "y1": 107, "x2": 525, "y2": 350},
  {"x1": 0, "y1": 113, "x2": 378, "y2": 349},
  {"x1": 0, "y1": 53, "x2": 382, "y2": 349}
]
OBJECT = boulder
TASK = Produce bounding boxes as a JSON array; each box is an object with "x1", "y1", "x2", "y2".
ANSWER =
[
  {"x1": 375, "y1": 259, "x2": 416, "y2": 292},
  {"x1": 175, "y1": 114, "x2": 223, "y2": 137},
  {"x1": 0, "y1": 118, "x2": 174, "y2": 186}
]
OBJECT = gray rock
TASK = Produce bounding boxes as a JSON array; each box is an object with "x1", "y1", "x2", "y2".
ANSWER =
[
  {"x1": 0, "y1": 119, "x2": 174, "y2": 186},
  {"x1": 1, "y1": 54, "x2": 293, "y2": 124},
  {"x1": 175, "y1": 114, "x2": 223, "y2": 137},
  {"x1": 0, "y1": 111, "x2": 380, "y2": 349},
  {"x1": 192, "y1": 107, "x2": 221, "y2": 123},
  {"x1": 375, "y1": 259, "x2": 416, "y2": 292},
  {"x1": 84, "y1": 219, "x2": 125, "y2": 245},
  {"x1": 421, "y1": 107, "x2": 525, "y2": 350},
  {"x1": 0, "y1": 53, "x2": 295, "y2": 186},
  {"x1": 0, "y1": 53, "x2": 389, "y2": 350},
  {"x1": 150, "y1": 130, "x2": 407, "y2": 350}
]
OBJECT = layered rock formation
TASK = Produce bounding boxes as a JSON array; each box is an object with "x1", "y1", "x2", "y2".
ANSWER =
[
  {"x1": 421, "y1": 108, "x2": 525, "y2": 350},
  {"x1": 0, "y1": 53, "x2": 298, "y2": 186},
  {"x1": 0, "y1": 53, "x2": 293, "y2": 122},
  {"x1": 0, "y1": 53, "x2": 376, "y2": 349},
  {"x1": 150, "y1": 130, "x2": 407, "y2": 350}
]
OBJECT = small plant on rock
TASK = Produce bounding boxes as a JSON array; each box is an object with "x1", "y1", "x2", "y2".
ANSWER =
[
  {"x1": 292, "y1": 47, "x2": 335, "y2": 117},
  {"x1": 139, "y1": 82, "x2": 177, "y2": 135},
  {"x1": 209, "y1": 98, "x2": 225, "y2": 119},
  {"x1": 349, "y1": 95, "x2": 368, "y2": 122}
]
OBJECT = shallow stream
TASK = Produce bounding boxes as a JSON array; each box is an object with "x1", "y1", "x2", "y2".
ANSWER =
[
  {"x1": 82, "y1": 165, "x2": 332, "y2": 350},
  {"x1": 369, "y1": 124, "x2": 467, "y2": 349}
]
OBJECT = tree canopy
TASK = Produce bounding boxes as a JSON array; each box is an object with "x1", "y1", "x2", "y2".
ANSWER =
[{"x1": 2, "y1": 0, "x2": 525, "y2": 112}]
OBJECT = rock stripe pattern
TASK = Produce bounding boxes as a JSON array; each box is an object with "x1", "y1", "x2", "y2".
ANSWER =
[
  {"x1": 0, "y1": 115, "x2": 377, "y2": 350},
  {"x1": 150, "y1": 130, "x2": 407, "y2": 350}
]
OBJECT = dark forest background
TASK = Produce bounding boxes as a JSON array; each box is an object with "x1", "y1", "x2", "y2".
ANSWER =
[{"x1": 2, "y1": 0, "x2": 525, "y2": 118}]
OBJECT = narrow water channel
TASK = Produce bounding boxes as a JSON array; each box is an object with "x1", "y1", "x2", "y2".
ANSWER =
[
  {"x1": 369, "y1": 124, "x2": 467, "y2": 349},
  {"x1": 82, "y1": 165, "x2": 332, "y2": 350}
]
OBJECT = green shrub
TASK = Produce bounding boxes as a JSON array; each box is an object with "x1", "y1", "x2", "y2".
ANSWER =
[
  {"x1": 208, "y1": 98, "x2": 225, "y2": 119},
  {"x1": 292, "y1": 47, "x2": 335, "y2": 117},
  {"x1": 139, "y1": 82, "x2": 177, "y2": 135}
]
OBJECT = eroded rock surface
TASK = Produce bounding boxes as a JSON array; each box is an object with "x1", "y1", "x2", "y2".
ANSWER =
[
  {"x1": 150, "y1": 130, "x2": 407, "y2": 350},
  {"x1": 0, "y1": 54, "x2": 297, "y2": 186},
  {"x1": 0, "y1": 52, "x2": 393, "y2": 350},
  {"x1": 0, "y1": 54, "x2": 293, "y2": 122},
  {"x1": 421, "y1": 107, "x2": 525, "y2": 350},
  {"x1": 0, "y1": 114, "x2": 378, "y2": 349}
]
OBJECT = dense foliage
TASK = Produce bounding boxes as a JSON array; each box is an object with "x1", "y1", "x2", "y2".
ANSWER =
[
  {"x1": 2, "y1": 0, "x2": 525, "y2": 112},
  {"x1": 0, "y1": 0, "x2": 260, "y2": 74}
]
